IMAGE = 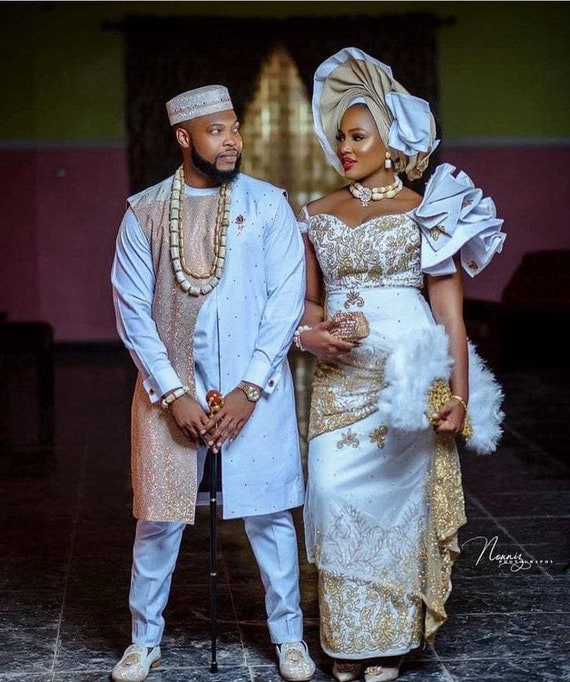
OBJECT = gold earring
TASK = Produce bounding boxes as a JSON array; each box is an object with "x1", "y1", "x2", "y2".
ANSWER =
[{"x1": 385, "y1": 151, "x2": 392, "y2": 170}]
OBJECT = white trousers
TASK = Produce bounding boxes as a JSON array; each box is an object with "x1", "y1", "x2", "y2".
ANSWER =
[{"x1": 129, "y1": 509, "x2": 304, "y2": 646}]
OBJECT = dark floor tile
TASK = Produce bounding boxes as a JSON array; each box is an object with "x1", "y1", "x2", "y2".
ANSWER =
[
  {"x1": 71, "y1": 517, "x2": 139, "y2": 556},
  {"x1": 0, "y1": 590, "x2": 62, "y2": 629},
  {"x1": 466, "y1": 490, "x2": 570, "y2": 518},
  {"x1": 460, "y1": 445, "x2": 570, "y2": 494},
  {"x1": 60, "y1": 587, "x2": 130, "y2": 629},
  {"x1": 100, "y1": 667, "x2": 253, "y2": 682},
  {"x1": 54, "y1": 625, "x2": 126, "y2": 672},
  {"x1": 463, "y1": 496, "x2": 483, "y2": 518},
  {"x1": 397, "y1": 659, "x2": 454, "y2": 681},
  {"x1": 446, "y1": 575, "x2": 568, "y2": 614},
  {"x1": 0, "y1": 627, "x2": 57, "y2": 675},
  {"x1": 164, "y1": 584, "x2": 241, "y2": 628},
  {"x1": 454, "y1": 543, "x2": 552, "y2": 579},
  {"x1": 433, "y1": 612, "x2": 569, "y2": 660},
  {"x1": 1, "y1": 356, "x2": 570, "y2": 681},
  {"x1": 0, "y1": 675, "x2": 53, "y2": 681},
  {"x1": 153, "y1": 629, "x2": 246, "y2": 669},
  {"x1": 0, "y1": 557, "x2": 67, "y2": 592},
  {"x1": 454, "y1": 519, "x2": 550, "y2": 578},
  {"x1": 444, "y1": 656, "x2": 570, "y2": 682},
  {"x1": 495, "y1": 514, "x2": 569, "y2": 547}
]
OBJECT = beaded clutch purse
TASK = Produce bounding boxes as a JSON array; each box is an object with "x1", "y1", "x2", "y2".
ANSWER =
[
  {"x1": 427, "y1": 379, "x2": 473, "y2": 439},
  {"x1": 330, "y1": 311, "x2": 370, "y2": 343}
]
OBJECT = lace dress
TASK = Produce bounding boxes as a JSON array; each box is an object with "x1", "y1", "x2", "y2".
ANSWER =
[{"x1": 299, "y1": 164, "x2": 506, "y2": 658}]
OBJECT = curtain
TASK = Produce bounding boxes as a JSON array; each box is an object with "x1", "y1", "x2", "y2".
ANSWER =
[{"x1": 121, "y1": 13, "x2": 443, "y2": 193}]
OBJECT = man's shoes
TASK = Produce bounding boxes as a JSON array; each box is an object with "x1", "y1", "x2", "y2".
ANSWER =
[
  {"x1": 276, "y1": 641, "x2": 316, "y2": 681},
  {"x1": 111, "y1": 644, "x2": 161, "y2": 682},
  {"x1": 332, "y1": 659, "x2": 364, "y2": 681},
  {"x1": 363, "y1": 656, "x2": 402, "y2": 682}
]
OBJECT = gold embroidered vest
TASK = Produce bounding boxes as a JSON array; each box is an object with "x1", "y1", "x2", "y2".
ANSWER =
[{"x1": 127, "y1": 175, "x2": 217, "y2": 524}]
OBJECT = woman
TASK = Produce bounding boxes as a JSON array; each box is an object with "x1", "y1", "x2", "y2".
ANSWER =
[{"x1": 295, "y1": 48, "x2": 505, "y2": 682}]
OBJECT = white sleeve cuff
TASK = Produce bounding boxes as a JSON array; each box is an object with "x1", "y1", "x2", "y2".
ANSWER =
[
  {"x1": 143, "y1": 366, "x2": 185, "y2": 403},
  {"x1": 243, "y1": 351, "x2": 276, "y2": 393}
]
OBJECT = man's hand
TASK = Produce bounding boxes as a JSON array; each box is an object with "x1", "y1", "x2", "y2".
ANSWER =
[
  {"x1": 201, "y1": 388, "x2": 256, "y2": 452},
  {"x1": 169, "y1": 394, "x2": 211, "y2": 444}
]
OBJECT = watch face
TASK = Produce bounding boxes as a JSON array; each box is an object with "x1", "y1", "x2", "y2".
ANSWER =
[
  {"x1": 240, "y1": 382, "x2": 260, "y2": 401},
  {"x1": 248, "y1": 386, "x2": 261, "y2": 401}
]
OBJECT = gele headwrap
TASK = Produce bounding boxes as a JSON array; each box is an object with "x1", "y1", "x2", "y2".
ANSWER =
[
  {"x1": 312, "y1": 47, "x2": 439, "y2": 179},
  {"x1": 166, "y1": 85, "x2": 234, "y2": 126}
]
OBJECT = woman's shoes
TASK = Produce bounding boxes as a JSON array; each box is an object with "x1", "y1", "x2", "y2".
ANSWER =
[
  {"x1": 363, "y1": 656, "x2": 402, "y2": 682},
  {"x1": 332, "y1": 660, "x2": 364, "y2": 682}
]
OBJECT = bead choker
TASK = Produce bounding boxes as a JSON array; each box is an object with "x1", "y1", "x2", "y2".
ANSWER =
[
  {"x1": 348, "y1": 175, "x2": 403, "y2": 207},
  {"x1": 168, "y1": 165, "x2": 231, "y2": 296}
]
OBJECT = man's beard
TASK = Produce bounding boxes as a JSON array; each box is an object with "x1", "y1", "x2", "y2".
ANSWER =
[{"x1": 191, "y1": 147, "x2": 242, "y2": 183}]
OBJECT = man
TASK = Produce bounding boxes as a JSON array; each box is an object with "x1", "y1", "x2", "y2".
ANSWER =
[{"x1": 110, "y1": 85, "x2": 315, "y2": 682}]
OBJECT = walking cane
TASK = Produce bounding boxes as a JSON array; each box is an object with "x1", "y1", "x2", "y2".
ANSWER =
[{"x1": 206, "y1": 390, "x2": 224, "y2": 674}]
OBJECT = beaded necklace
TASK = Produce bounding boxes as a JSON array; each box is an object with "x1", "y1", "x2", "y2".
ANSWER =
[
  {"x1": 348, "y1": 175, "x2": 403, "y2": 207},
  {"x1": 168, "y1": 165, "x2": 231, "y2": 296}
]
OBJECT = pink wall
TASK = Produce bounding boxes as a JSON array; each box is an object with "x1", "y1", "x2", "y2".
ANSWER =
[
  {"x1": 0, "y1": 150, "x2": 40, "y2": 320},
  {"x1": 1, "y1": 145, "x2": 568, "y2": 341},
  {"x1": 441, "y1": 146, "x2": 570, "y2": 302},
  {"x1": 1, "y1": 147, "x2": 129, "y2": 341}
]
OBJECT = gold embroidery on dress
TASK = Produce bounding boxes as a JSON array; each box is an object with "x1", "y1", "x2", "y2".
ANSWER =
[
  {"x1": 423, "y1": 434, "x2": 467, "y2": 642},
  {"x1": 344, "y1": 289, "x2": 364, "y2": 308},
  {"x1": 337, "y1": 428, "x2": 360, "y2": 449},
  {"x1": 308, "y1": 213, "x2": 423, "y2": 292},
  {"x1": 369, "y1": 426, "x2": 388, "y2": 449},
  {"x1": 429, "y1": 225, "x2": 445, "y2": 240},
  {"x1": 315, "y1": 502, "x2": 426, "y2": 655},
  {"x1": 308, "y1": 352, "x2": 386, "y2": 440},
  {"x1": 320, "y1": 571, "x2": 423, "y2": 655}
]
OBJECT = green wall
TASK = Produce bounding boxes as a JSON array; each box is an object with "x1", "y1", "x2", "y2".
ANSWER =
[{"x1": 1, "y1": 1, "x2": 568, "y2": 142}]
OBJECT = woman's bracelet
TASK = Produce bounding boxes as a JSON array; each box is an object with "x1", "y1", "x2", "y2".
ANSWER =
[
  {"x1": 451, "y1": 394, "x2": 468, "y2": 413},
  {"x1": 293, "y1": 325, "x2": 312, "y2": 351}
]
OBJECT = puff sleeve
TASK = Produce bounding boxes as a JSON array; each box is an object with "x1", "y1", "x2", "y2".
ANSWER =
[{"x1": 413, "y1": 163, "x2": 506, "y2": 278}]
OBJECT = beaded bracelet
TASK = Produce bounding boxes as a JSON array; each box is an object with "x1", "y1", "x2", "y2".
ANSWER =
[
  {"x1": 161, "y1": 385, "x2": 191, "y2": 410},
  {"x1": 451, "y1": 394, "x2": 468, "y2": 413},
  {"x1": 293, "y1": 325, "x2": 312, "y2": 352}
]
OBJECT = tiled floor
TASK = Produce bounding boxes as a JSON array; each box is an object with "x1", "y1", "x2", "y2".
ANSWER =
[{"x1": 1, "y1": 347, "x2": 568, "y2": 681}]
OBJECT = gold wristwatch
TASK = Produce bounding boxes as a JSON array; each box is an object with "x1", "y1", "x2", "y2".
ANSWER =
[{"x1": 237, "y1": 381, "x2": 262, "y2": 402}]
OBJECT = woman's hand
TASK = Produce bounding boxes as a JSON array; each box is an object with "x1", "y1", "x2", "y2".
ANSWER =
[
  {"x1": 431, "y1": 397, "x2": 466, "y2": 436},
  {"x1": 300, "y1": 318, "x2": 357, "y2": 358}
]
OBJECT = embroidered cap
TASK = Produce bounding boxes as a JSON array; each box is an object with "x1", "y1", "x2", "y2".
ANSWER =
[{"x1": 166, "y1": 85, "x2": 234, "y2": 126}]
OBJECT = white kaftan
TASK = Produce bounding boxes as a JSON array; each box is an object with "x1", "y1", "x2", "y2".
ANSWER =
[{"x1": 112, "y1": 173, "x2": 306, "y2": 521}]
